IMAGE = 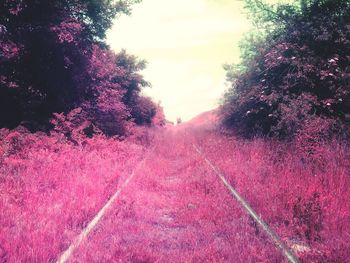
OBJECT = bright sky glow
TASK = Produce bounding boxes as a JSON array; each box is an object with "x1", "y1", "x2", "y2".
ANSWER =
[{"x1": 107, "y1": 0, "x2": 252, "y2": 122}]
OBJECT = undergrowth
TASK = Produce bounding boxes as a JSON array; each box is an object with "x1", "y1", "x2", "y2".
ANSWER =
[
  {"x1": 195, "y1": 126, "x2": 350, "y2": 262},
  {"x1": 0, "y1": 126, "x2": 149, "y2": 262}
]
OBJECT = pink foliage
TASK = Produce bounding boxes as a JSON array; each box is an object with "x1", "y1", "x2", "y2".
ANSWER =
[
  {"x1": 0, "y1": 128, "x2": 145, "y2": 262},
  {"x1": 194, "y1": 124, "x2": 350, "y2": 262},
  {"x1": 5, "y1": 0, "x2": 25, "y2": 16},
  {"x1": 68, "y1": 127, "x2": 285, "y2": 262},
  {"x1": 89, "y1": 45, "x2": 126, "y2": 83},
  {"x1": 50, "y1": 107, "x2": 95, "y2": 145},
  {"x1": 50, "y1": 20, "x2": 83, "y2": 44},
  {"x1": 0, "y1": 39, "x2": 19, "y2": 60},
  {"x1": 1, "y1": 116, "x2": 349, "y2": 262},
  {"x1": 221, "y1": 1, "x2": 350, "y2": 139}
]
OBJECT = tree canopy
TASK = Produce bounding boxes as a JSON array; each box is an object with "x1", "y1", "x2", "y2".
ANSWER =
[
  {"x1": 221, "y1": 0, "x2": 350, "y2": 139},
  {"x1": 0, "y1": 0, "x2": 159, "y2": 135}
]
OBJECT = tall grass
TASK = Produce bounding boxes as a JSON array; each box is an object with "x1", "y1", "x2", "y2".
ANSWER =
[
  {"x1": 195, "y1": 126, "x2": 350, "y2": 262},
  {"x1": 0, "y1": 128, "x2": 146, "y2": 262}
]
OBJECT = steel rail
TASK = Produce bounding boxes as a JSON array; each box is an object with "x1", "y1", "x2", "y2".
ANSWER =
[
  {"x1": 56, "y1": 148, "x2": 153, "y2": 263},
  {"x1": 193, "y1": 144, "x2": 300, "y2": 263}
]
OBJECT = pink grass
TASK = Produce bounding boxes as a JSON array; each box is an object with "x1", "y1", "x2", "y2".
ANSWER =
[
  {"x1": 68, "y1": 127, "x2": 285, "y2": 262},
  {"x1": 193, "y1": 122, "x2": 350, "y2": 262},
  {"x1": 0, "y1": 129, "x2": 145, "y2": 262},
  {"x1": 1, "y1": 118, "x2": 349, "y2": 262}
]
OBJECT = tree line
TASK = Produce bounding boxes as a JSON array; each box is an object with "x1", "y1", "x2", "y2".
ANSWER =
[
  {"x1": 0, "y1": 0, "x2": 163, "y2": 136},
  {"x1": 221, "y1": 0, "x2": 350, "y2": 140}
]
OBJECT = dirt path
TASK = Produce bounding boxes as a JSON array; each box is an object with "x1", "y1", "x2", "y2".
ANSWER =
[{"x1": 67, "y1": 127, "x2": 286, "y2": 262}]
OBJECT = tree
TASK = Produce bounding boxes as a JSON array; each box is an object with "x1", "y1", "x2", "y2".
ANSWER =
[
  {"x1": 129, "y1": 96, "x2": 157, "y2": 125},
  {"x1": 0, "y1": 0, "x2": 142, "y2": 132},
  {"x1": 152, "y1": 102, "x2": 166, "y2": 126},
  {"x1": 221, "y1": 0, "x2": 350, "y2": 139}
]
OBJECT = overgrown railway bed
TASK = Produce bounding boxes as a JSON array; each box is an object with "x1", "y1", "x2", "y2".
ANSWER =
[{"x1": 56, "y1": 126, "x2": 304, "y2": 263}]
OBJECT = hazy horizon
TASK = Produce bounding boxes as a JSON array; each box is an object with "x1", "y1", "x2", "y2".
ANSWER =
[{"x1": 107, "y1": 0, "x2": 253, "y2": 122}]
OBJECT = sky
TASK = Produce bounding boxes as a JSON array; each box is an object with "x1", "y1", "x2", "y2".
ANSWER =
[{"x1": 107, "y1": 0, "x2": 253, "y2": 122}]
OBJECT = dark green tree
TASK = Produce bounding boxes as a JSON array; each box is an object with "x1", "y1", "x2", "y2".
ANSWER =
[
  {"x1": 221, "y1": 0, "x2": 350, "y2": 139},
  {"x1": 0, "y1": 0, "x2": 142, "y2": 131}
]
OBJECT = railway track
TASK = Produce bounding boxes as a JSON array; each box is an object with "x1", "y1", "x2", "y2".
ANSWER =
[
  {"x1": 193, "y1": 144, "x2": 300, "y2": 263},
  {"x1": 56, "y1": 148, "x2": 155, "y2": 263},
  {"x1": 56, "y1": 138, "x2": 300, "y2": 263}
]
